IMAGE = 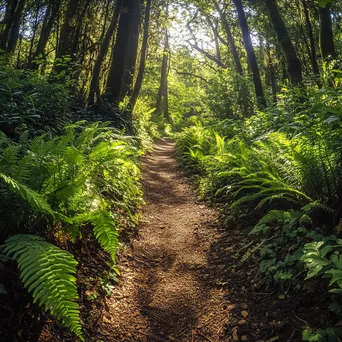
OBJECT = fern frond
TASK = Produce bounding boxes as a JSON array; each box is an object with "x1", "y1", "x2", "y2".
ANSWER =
[
  {"x1": 258, "y1": 210, "x2": 294, "y2": 225},
  {"x1": 0, "y1": 173, "x2": 54, "y2": 216},
  {"x1": 90, "y1": 210, "x2": 119, "y2": 262},
  {"x1": 2, "y1": 235, "x2": 83, "y2": 341}
]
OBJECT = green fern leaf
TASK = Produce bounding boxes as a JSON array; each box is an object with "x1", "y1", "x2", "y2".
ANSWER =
[
  {"x1": 91, "y1": 210, "x2": 119, "y2": 262},
  {"x1": 0, "y1": 173, "x2": 54, "y2": 216},
  {"x1": 2, "y1": 235, "x2": 83, "y2": 341}
]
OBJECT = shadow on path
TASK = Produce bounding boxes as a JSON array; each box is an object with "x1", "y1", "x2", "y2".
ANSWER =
[{"x1": 99, "y1": 138, "x2": 231, "y2": 341}]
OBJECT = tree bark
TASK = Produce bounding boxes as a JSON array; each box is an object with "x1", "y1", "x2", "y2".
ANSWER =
[
  {"x1": 30, "y1": 0, "x2": 61, "y2": 69},
  {"x1": 0, "y1": 0, "x2": 19, "y2": 51},
  {"x1": 213, "y1": 0, "x2": 243, "y2": 74},
  {"x1": 71, "y1": 0, "x2": 91, "y2": 57},
  {"x1": 130, "y1": 0, "x2": 152, "y2": 110},
  {"x1": 7, "y1": 0, "x2": 26, "y2": 53},
  {"x1": 54, "y1": 0, "x2": 80, "y2": 69},
  {"x1": 264, "y1": 0, "x2": 303, "y2": 86},
  {"x1": 301, "y1": 0, "x2": 320, "y2": 76},
  {"x1": 121, "y1": 0, "x2": 141, "y2": 98},
  {"x1": 156, "y1": 30, "x2": 171, "y2": 123},
  {"x1": 27, "y1": 4, "x2": 40, "y2": 67},
  {"x1": 206, "y1": 16, "x2": 222, "y2": 63},
  {"x1": 88, "y1": 0, "x2": 123, "y2": 105},
  {"x1": 233, "y1": 0, "x2": 266, "y2": 109},
  {"x1": 319, "y1": 3, "x2": 336, "y2": 61},
  {"x1": 105, "y1": 0, "x2": 141, "y2": 105}
]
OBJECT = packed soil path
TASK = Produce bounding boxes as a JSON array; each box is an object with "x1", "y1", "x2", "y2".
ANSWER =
[{"x1": 104, "y1": 138, "x2": 231, "y2": 341}]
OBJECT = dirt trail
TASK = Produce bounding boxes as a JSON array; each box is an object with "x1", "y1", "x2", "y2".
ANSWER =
[{"x1": 104, "y1": 138, "x2": 231, "y2": 341}]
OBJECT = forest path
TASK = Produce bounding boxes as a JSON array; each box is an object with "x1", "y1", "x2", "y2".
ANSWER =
[{"x1": 104, "y1": 139, "x2": 232, "y2": 341}]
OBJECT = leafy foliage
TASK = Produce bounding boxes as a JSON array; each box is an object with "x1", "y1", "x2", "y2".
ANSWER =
[
  {"x1": 91, "y1": 210, "x2": 119, "y2": 263},
  {"x1": 0, "y1": 121, "x2": 143, "y2": 338},
  {"x1": 0, "y1": 60, "x2": 70, "y2": 137},
  {"x1": 2, "y1": 235, "x2": 83, "y2": 340},
  {"x1": 177, "y1": 84, "x2": 342, "y2": 336}
]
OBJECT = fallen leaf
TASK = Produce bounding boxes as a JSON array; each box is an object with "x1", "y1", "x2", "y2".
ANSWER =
[
  {"x1": 241, "y1": 310, "x2": 249, "y2": 318},
  {"x1": 232, "y1": 326, "x2": 239, "y2": 341}
]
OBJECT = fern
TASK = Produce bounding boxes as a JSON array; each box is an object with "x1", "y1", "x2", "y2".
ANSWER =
[
  {"x1": 2, "y1": 235, "x2": 83, "y2": 340},
  {"x1": 90, "y1": 210, "x2": 119, "y2": 262},
  {"x1": 0, "y1": 173, "x2": 54, "y2": 216}
]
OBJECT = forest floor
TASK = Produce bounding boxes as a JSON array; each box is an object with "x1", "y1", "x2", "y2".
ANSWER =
[
  {"x1": 95, "y1": 138, "x2": 231, "y2": 341},
  {"x1": 76, "y1": 138, "x2": 307, "y2": 342},
  {"x1": 34, "y1": 138, "x2": 319, "y2": 341}
]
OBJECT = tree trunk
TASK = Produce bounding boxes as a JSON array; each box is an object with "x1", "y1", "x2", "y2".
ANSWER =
[
  {"x1": 206, "y1": 16, "x2": 222, "y2": 63},
  {"x1": 319, "y1": 3, "x2": 336, "y2": 61},
  {"x1": 0, "y1": 0, "x2": 19, "y2": 51},
  {"x1": 266, "y1": 43, "x2": 277, "y2": 104},
  {"x1": 71, "y1": 0, "x2": 91, "y2": 57},
  {"x1": 7, "y1": 0, "x2": 26, "y2": 53},
  {"x1": 27, "y1": 6, "x2": 40, "y2": 67},
  {"x1": 121, "y1": 0, "x2": 141, "y2": 98},
  {"x1": 264, "y1": 0, "x2": 303, "y2": 86},
  {"x1": 88, "y1": 0, "x2": 123, "y2": 104},
  {"x1": 105, "y1": 0, "x2": 141, "y2": 105},
  {"x1": 30, "y1": 0, "x2": 60, "y2": 69},
  {"x1": 130, "y1": 0, "x2": 152, "y2": 110},
  {"x1": 54, "y1": 0, "x2": 80, "y2": 70},
  {"x1": 301, "y1": 0, "x2": 320, "y2": 76},
  {"x1": 233, "y1": 0, "x2": 266, "y2": 109},
  {"x1": 156, "y1": 29, "x2": 171, "y2": 123},
  {"x1": 213, "y1": 0, "x2": 243, "y2": 74}
]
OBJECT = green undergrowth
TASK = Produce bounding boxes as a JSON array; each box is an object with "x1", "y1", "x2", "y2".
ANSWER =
[
  {"x1": 0, "y1": 59, "x2": 71, "y2": 138},
  {"x1": 0, "y1": 119, "x2": 144, "y2": 339},
  {"x1": 176, "y1": 85, "x2": 342, "y2": 340}
]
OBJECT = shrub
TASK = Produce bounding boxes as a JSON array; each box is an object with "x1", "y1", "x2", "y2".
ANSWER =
[
  {"x1": 0, "y1": 121, "x2": 143, "y2": 339},
  {"x1": 0, "y1": 60, "x2": 70, "y2": 138}
]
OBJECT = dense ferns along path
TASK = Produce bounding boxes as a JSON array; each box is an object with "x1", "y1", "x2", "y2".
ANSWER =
[{"x1": 105, "y1": 139, "x2": 231, "y2": 341}]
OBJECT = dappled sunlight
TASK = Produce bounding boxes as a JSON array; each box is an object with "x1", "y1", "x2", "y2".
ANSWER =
[
  {"x1": 100, "y1": 139, "x2": 231, "y2": 341},
  {"x1": 0, "y1": 0, "x2": 341, "y2": 339}
]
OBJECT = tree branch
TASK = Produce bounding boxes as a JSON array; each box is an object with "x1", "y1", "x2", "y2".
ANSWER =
[
  {"x1": 187, "y1": 40, "x2": 227, "y2": 68},
  {"x1": 174, "y1": 69, "x2": 208, "y2": 83}
]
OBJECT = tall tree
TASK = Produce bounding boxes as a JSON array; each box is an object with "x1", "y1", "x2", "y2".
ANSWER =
[
  {"x1": 156, "y1": 29, "x2": 171, "y2": 123},
  {"x1": 29, "y1": 0, "x2": 61, "y2": 69},
  {"x1": 121, "y1": 0, "x2": 141, "y2": 98},
  {"x1": 53, "y1": 0, "x2": 85, "y2": 73},
  {"x1": 205, "y1": 16, "x2": 222, "y2": 64},
  {"x1": 264, "y1": 0, "x2": 303, "y2": 86},
  {"x1": 105, "y1": 0, "x2": 141, "y2": 105},
  {"x1": 213, "y1": 0, "x2": 243, "y2": 74},
  {"x1": 130, "y1": 0, "x2": 152, "y2": 110},
  {"x1": 1, "y1": 0, "x2": 26, "y2": 53},
  {"x1": 88, "y1": 0, "x2": 123, "y2": 104},
  {"x1": 301, "y1": 0, "x2": 320, "y2": 76},
  {"x1": 319, "y1": 2, "x2": 336, "y2": 61},
  {"x1": 233, "y1": 0, "x2": 267, "y2": 109}
]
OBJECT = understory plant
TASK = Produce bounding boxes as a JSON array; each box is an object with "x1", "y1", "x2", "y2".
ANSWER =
[
  {"x1": 177, "y1": 85, "x2": 342, "y2": 337},
  {"x1": 0, "y1": 59, "x2": 71, "y2": 138},
  {"x1": 0, "y1": 121, "x2": 143, "y2": 340}
]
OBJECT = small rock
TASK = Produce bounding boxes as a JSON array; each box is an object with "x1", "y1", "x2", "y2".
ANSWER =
[
  {"x1": 241, "y1": 336, "x2": 248, "y2": 341},
  {"x1": 238, "y1": 319, "x2": 247, "y2": 325}
]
